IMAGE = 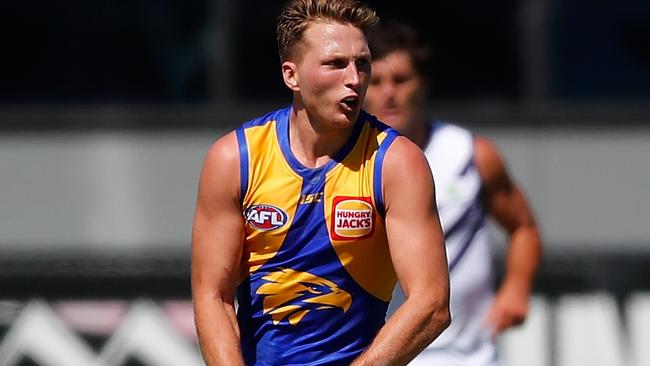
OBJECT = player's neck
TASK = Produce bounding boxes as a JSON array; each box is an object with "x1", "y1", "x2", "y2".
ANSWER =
[
  {"x1": 404, "y1": 115, "x2": 430, "y2": 150},
  {"x1": 289, "y1": 107, "x2": 355, "y2": 169}
]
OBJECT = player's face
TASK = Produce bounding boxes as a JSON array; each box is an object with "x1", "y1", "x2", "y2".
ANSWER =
[
  {"x1": 287, "y1": 21, "x2": 371, "y2": 129},
  {"x1": 364, "y1": 50, "x2": 425, "y2": 133}
]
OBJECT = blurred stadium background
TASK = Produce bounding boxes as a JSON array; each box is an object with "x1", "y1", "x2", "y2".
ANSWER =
[{"x1": 1, "y1": 0, "x2": 649, "y2": 365}]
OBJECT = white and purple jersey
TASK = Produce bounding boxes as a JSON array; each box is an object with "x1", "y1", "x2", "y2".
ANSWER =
[{"x1": 391, "y1": 122, "x2": 499, "y2": 366}]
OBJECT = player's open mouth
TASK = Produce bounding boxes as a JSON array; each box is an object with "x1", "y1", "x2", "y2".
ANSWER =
[{"x1": 341, "y1": 96, "x2": 359, "y2": 109}]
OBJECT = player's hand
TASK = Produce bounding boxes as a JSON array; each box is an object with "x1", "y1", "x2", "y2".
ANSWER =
[{"x1": 482, "y1": 281, "x2": 530, "y2": 339}]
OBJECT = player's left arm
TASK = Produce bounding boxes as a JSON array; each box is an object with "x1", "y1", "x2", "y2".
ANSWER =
[
  {"x1": 351, "y1": 136, "x2": 450, "y2": 366},
  {"x1": 474, "y1": 136, "x2": 542, "y2": 337}
]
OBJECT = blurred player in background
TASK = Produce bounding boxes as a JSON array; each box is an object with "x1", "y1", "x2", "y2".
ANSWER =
[
  {"x1": 364, "y1": 19, "x2": 542, "y2": 366},
  {"x1": 191, "y1": 2, "x2": 450, "y2": 365}
]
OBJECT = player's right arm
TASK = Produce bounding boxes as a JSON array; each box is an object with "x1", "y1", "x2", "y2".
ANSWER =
[
  {"x1": 191, "y1": 131, "x2": 246, "y2": 366},
  {"x1": 351, "y1": 136, "x2": 450, "y2": 366}
]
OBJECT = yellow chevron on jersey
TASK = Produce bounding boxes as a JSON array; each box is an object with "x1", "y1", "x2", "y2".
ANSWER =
[
  {"x1": 238, "y1": 117, "x2": 300, "y2": 276},
  {"x1": 235, "y1": 106, "x2": 400, "y2": 366}
]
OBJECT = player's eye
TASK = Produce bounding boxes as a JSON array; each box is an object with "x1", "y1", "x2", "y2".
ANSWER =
[{"x1": 356, "y1": 58, "x2": 370, "y2": 71}]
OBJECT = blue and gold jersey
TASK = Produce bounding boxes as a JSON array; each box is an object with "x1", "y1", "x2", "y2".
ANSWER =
[{"x1": 235, "y1": 106, "x2": 399, "y2": 365}]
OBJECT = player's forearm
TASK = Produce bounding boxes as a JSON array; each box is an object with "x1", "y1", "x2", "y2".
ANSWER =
[
  {"x1": 503, "y1": 224, "x2": 542, "y2": 292},
  {"x1": 351, "y1": 293, "x2": 450, "y2": 366},
  {"x1": 194, "y1": 295, "x2": 245, "y2": 366}
]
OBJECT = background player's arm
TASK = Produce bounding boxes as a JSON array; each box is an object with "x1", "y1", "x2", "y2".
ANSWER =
[
  {"x1": 191, "y1": 131, "x2": 246, "y2": 366},
  {"x1": 351, "y1": 136, "x2": 450, "y2": 366},
  {"x1": 474, "y1": 136, "x2": 542, "y2": 337}
]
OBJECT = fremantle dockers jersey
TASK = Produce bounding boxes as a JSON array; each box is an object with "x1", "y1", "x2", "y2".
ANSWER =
[
  {"x1": 409, "y1": 121, "x2": 498, "y2": 366},
  {"x1": 235, "y1": 106, "x2": 399, "y2": 366}
]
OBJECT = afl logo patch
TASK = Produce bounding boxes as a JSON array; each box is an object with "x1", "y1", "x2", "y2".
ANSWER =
[
  {"x1": 331, "y1": 196, "x2": 375, "y2": 240},
  {"x1": 245, "y1": 204, "x2": 288, "y2": 231}
]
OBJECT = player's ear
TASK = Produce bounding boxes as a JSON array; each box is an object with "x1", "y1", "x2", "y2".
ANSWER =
[{"x1": 282, "y1": 61, "x2": 299, "y2": 91}]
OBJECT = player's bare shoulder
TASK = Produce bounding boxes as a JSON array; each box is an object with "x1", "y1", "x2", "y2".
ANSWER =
[
  {"x1": 203, "y1": 131, "x2": 239, "y2": 170},
  {"x1": 197, "y1": 130, "x2": 241, "y2": 203},
  {"x1": 473, "y1": 135, "x2": 510, "y2": 188},
  {"x1": 382, "y1": 136, "x2": 436, "y2": 210},
  {"x1": 383, "y1": 136, "x2": 433, "y2": 181}
]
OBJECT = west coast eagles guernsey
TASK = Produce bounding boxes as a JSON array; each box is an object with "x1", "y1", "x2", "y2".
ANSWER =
[{"x1": 235, "y1": 106, "x2": 400, "y2": 365}]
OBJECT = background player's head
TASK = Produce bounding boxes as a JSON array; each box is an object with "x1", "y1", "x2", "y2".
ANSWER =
[{"x1": 364, "y1": 20, "x2": 432, "y2": 135}]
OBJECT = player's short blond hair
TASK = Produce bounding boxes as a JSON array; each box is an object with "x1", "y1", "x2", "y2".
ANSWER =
[{"x1": 276, "y1": 0, "x2": 378, "y2": 62}]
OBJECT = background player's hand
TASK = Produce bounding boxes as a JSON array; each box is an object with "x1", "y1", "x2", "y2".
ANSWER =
[{"x1": 483, "y1": 280, "x2": 530, "y2": 339}]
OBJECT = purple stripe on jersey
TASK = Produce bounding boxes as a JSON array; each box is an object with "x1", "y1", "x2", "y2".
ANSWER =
[
  {"x1": 443, "y1": 191, "x2": 482, "y2": 238},
  {"x1": 448, "y1": 211, "x2": 486, "y2": 272}
]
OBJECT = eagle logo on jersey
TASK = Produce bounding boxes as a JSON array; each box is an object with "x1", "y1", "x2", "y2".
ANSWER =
[
  {"x1": 244, "y1": 204, "x2": 288, "y2": 231},
  {"x1": 256, "y1": 268, "x2": 352, "y2": 326}
]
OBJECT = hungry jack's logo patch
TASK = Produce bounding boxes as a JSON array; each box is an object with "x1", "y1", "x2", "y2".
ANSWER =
[{"x1": 330, "y1": 196, "x2": 375, "y2": 240}]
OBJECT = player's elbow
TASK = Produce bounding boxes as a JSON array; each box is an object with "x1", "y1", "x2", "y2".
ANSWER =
[
  {"x1": 420, "y1": 295, "x2": 451, "y2": 342},
  {"x1": 431, "y1": 300, "x2": 451, "y2": 335}
]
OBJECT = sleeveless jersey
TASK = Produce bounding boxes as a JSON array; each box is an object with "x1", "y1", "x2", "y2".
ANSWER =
[
  {"x1": 235, "y1": 106, "x2": 399, "y2": 366},
  {"x1": 408, "y1": 122, "x2": 499, "y2": 366}
]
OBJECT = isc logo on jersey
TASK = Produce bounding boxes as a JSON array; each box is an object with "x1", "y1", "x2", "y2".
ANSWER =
[
  {"x1": 245, "y1": 204, "x2": 288, "y2": 231},
  {"x1": 331, "y1": 196, "x2": 375, "y2": 240}
]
